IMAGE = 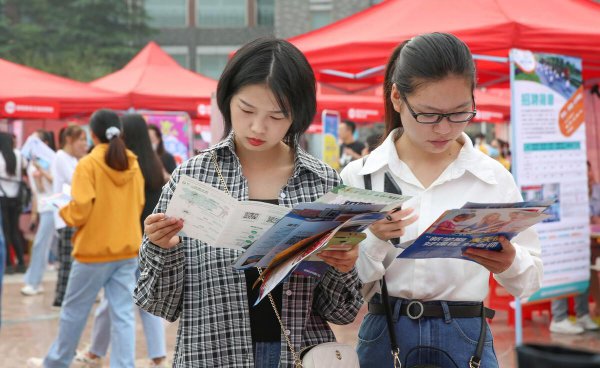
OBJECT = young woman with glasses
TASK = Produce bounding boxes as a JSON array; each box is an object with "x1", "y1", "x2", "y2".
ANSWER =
[{"x1": 340, "y1": 33, "x2": 542, "y2": 367}]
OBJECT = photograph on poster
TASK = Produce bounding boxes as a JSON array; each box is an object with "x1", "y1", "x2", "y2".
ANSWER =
[{"x1": 521, "y1": 183, "x2": 561, "y2": 223}]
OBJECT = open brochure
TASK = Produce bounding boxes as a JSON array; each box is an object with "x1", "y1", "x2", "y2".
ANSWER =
[
  {"x1": 397, "y1": 200, "x2": 554, "y2": 260},
  {"x1": 164, "y1": 176, "x2": 411, "y2": 304}
]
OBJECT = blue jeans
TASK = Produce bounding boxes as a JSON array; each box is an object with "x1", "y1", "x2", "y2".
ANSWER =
[
  {"x1": 0, "y1": 206, "x2": 5, "y2": 329},
  {"x1": 89, "y1": 269, "x2": 166, "y2": 360},
  {"x1": 24, "y1": 211, "x2": 57, "y2": 288},
  {"x1": 551, "y1": 289, "x2": 590, "y2": 321},
  {"x1": 43, "y1": 258, "x2": 137, "y2": 368},
  {"x1": 254, "y1": 341, "x2": 281, "y2": 368},
  {"x1": 357, "y1": 299, "x2": 498, "y2": 368}
]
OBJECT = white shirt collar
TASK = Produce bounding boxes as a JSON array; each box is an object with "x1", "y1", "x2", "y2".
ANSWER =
[{"x1": 358, "y1": 128, "x2": 498, "y2": 185}]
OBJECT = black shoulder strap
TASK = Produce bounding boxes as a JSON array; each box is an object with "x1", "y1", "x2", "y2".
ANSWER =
[{"x1": 361, "y1": 156, "x2": 401, "y2": 366}]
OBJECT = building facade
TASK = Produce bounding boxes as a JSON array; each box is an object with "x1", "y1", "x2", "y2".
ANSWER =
[{"x1": 145, "y1": 0, "x2": 379, "y2": 79}]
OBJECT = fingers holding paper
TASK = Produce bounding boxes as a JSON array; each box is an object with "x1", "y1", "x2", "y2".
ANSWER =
[
  {"x1": 144, "y1": 213, "x2": 184, "y2": 249},
  {"x1": 462, "y1": 236, "x2": 516, "y2": 274},
  {"x1": 370, "y1": 208, "x2": 418, "y2": 242},
  {"x1": 319, "y1": 245, "x2": 359, "y2": 274}
]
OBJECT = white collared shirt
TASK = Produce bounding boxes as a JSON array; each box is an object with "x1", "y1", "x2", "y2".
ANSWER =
[{"x1": 341, "y1": 129, "x2": 543, "y2": 302}]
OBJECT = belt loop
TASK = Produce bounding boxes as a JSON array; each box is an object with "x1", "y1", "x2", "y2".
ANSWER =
[
  {"x1": 441, "y1": 301, "x2": 452, "y2": 323},
  {"x1": 392, "y1": 299, "x2": 402, "y2": 323}
]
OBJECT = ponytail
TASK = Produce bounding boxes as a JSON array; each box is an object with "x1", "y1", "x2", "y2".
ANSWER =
[
  {"x1": 383, "y1": 41, "x2": 408, "y2": 139},
  {"x1": 89, "y1": 109, "x2": 129, "y2": 171}
]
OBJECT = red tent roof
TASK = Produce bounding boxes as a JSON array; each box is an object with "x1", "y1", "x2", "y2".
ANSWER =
[
  {"x1": 91, "y1": 42, "x2": 218, "y2": 118},
  {"x1": 290, "y1": 0, "x2": 600, "y2": 86},
  {"x1": 0, "y1": 58, "x2": 129, "y2": 119}
]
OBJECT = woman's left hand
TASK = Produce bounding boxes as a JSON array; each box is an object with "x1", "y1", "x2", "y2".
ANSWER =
[
  {"x1": 462, "y1": 236, "x2": 516, "y2": 274},
  {"x1": 317, "y1": 245, "x2": 359, "y2": 274}
]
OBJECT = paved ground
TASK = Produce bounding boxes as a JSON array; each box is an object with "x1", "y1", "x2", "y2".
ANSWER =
[{"x1": 2, "y1": 271, "x2": 600, "y2": 367}]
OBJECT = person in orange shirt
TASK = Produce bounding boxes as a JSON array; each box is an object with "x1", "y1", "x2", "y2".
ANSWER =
[{"x1": 28, "y1": 109, "x2": 144, "y2": 368}]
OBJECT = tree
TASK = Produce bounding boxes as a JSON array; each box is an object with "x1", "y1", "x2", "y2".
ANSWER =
[{"x1": 0, "y1": 0, "x2": 155, "y2": 81}]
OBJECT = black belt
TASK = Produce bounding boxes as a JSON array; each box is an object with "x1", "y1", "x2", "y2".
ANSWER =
[{"x1": 369, "y1": 300, "x2": 495, "y2": 320}]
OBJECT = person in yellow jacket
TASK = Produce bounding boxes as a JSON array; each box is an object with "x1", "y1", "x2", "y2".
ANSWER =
[{"x1": 28, "y1": 109, "x2": 144, "y2": 368}]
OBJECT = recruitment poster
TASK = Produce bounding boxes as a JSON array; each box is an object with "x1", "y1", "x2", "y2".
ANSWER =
[
  {"x1": 510, "y1": 49, "x2": 589, "y2": 303},
  {"x1": 322, "y1": 110, "x2": 340, "y2": 170},
  {"x1": 142, "y1": 111, "x2": 193, "y2": 164}
]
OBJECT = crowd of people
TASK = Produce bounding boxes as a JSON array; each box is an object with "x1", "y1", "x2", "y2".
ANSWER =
[{"x1": 0, "y1": 32, "x2": 592, "y2": 368}]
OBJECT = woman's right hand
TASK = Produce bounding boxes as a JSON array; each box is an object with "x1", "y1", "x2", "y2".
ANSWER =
[
  {"x1": 144, "y1": 213, "x2": 184, "y2": 249},
  {"x1": 369, "y1": 208, "x2": 418, "y2": 241}
]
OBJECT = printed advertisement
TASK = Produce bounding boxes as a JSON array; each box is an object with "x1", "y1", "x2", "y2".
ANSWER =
[
  {"x1": 141, "y1": 111, "x2": 193, "y2": 163},
  {"x1": 510, "y1": 49, "x2": 589, "y2": 302},
  {"x1": 322, "y1": 110, "x2": 340, "y2": 170}
]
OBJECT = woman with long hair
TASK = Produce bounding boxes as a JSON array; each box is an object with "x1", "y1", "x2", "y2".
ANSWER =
[
  {"x1": 341, "y1": 33, "x2": 542, "y2": 367},
  {"x1": 135, "y1": 38, "x2": 362, "y2": 367},
  {"x1": 50, "y1": 125, "x2": 88, "y2": 308},
  {"x1": 0, "y1": 131, "x2": 26, "y2": 274},
  {"x1": 148, "y1": 124, "x2": 177, "y2": 176},
  {"x1": 28, "y1": 109, "x2": 145, "y2": 368},
  {"x1": 75, "y1": 114, "x2": 168, "y2": 368},
  {"x1": 21, "y1": 129, "x2": 58, "y2": 296}
]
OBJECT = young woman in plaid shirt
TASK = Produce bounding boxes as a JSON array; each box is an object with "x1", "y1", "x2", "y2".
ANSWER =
[{"x1": 135, "y1": 38, "x2": 363, "y2": 367}]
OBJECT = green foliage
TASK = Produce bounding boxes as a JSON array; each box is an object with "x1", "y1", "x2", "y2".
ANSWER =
[{"x1": 0, "y1": 0, "x2": 155, "y2": 81}]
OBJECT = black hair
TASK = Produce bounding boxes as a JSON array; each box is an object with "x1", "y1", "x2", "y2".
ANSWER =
[
  {"x1": 35, "y1": 129, "x2": 55, "y2": 151},
  {"x1": 89, "y1": 109, "x2": 128, "y2": 171},
  {"x1": 147, "y1": 124, "x2": 166, "y2": 156},
  {"x1": 122, "y1": 114, "x2": 165, "y2": 191},
  {"x1": 217, "y1": 37, "x2": 316, "y2": 148},
  {"x1": 342, "y1": 120, "x2": 357, "y2": 134},
  {"x1": 0, "y1": 132, "x2": 16, "y2": 176},
  {"x1": 365, "y1": 133, "x2": 383, "y2": 153},
  {"x1": 384, "y1": 33, "x2": 476, "y2": 138}
]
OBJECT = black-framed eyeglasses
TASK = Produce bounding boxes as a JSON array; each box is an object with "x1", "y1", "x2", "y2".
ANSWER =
[{"x1": 401, "y1": 94, "x2": 477, "y2": 124}]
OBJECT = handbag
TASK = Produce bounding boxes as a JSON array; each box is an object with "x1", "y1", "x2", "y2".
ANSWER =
[
  {"x1": 0, "y1": 177, "x2": 32, "y2": 212},
  {"x1": 210, "y1": 151, "x2": 359, "y2": 368},
  {"x1": 516, "y1": 344, "x2": 600, "y2": 368}
]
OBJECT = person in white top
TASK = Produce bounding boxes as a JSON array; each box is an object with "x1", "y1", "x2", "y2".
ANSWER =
[
  {"x1": 50, "y1": 125, "x2": 88, "y2": 308},
  {"x1": 0, "y1": 132, "x2": 27, "y2": 274},
  {"x1": 21, "y1": 130, "x2": 58, "y2": 295},
  {"x1": 341, "y1": 33, "x2": 542, "y2": 368}
]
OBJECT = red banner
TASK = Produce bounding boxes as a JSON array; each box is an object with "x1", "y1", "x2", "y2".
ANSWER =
[{"x1": 0, "y1": 100, "x2": 60, "y2": 119}]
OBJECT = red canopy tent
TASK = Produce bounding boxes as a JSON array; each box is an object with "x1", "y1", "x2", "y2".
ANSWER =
[
  {"x1": 91, "y1": 42, "x2": 217, "y2": 122},
  {"x1": 0, "y1": 58, "x2": 129, "y2": 119},
  {"x1": 290, "y1": 0, "x2": 600, "y2": 88}
]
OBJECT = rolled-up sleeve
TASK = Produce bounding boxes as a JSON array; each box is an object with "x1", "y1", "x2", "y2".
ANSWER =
[{"x1": 312, "y1": 267, "x2": 363, "y2": 325}]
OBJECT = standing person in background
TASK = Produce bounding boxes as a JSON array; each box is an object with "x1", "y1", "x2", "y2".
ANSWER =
[
  {"x1": 338, "y1": 120, "x2": 365, "y2": 168},
  {"x1": 474, "y1": 133, "x2": 490, "y2": 155},
  {"x1": 50, "y1": 125, "x2": 88, "y2": 308},
  {"x1": 0, "y1": 132, "x2": 27, "y2": 274},
  {"x1": 28, "y1": 109, "x2": 145, "y2": 368},
  {"x1": 74, "y1": 114, "x2": 168, "y2": 368},
  {"x1": 341, "y1": 33, "x2": 542, "y2": 367},
  {"x1": 362, "y1": 133, "x2": 383, "y2": 156},
  {"x1": 21, "y1": 130, "x2": 57, "y2": 296},
  {"x1": 490, "y1": 138, "x2": 510, "y2": 171},
  {"x1": 148, "y1": 124, "x2": 177, "y2": 176}
]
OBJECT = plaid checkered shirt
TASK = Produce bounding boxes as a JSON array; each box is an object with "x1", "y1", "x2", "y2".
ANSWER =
[{"x1": 134, "y1": 135, "x2": 363, "y2": 367}]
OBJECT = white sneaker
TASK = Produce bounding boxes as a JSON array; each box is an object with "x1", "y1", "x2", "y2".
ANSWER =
[
  {"x1": 550, "y1": 318, "x2": 584, "y2": 334},
  {"x1": 577, "y1": 314, "x2": 600, "y2": 331},
  {"x1": 21, "y1": 285, "x2": 44, "y2": 296},
  {"x1": 72, "y1": 351, "x2": 103, "y2": 368},
  {"x1": 26, "y1": 357, "x2": 44, "y2": 367}
]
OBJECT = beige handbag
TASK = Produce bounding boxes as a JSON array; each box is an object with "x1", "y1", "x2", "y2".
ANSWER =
[{"x1": 210, "y1": 151, "x2": 360, "y2": 368}]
